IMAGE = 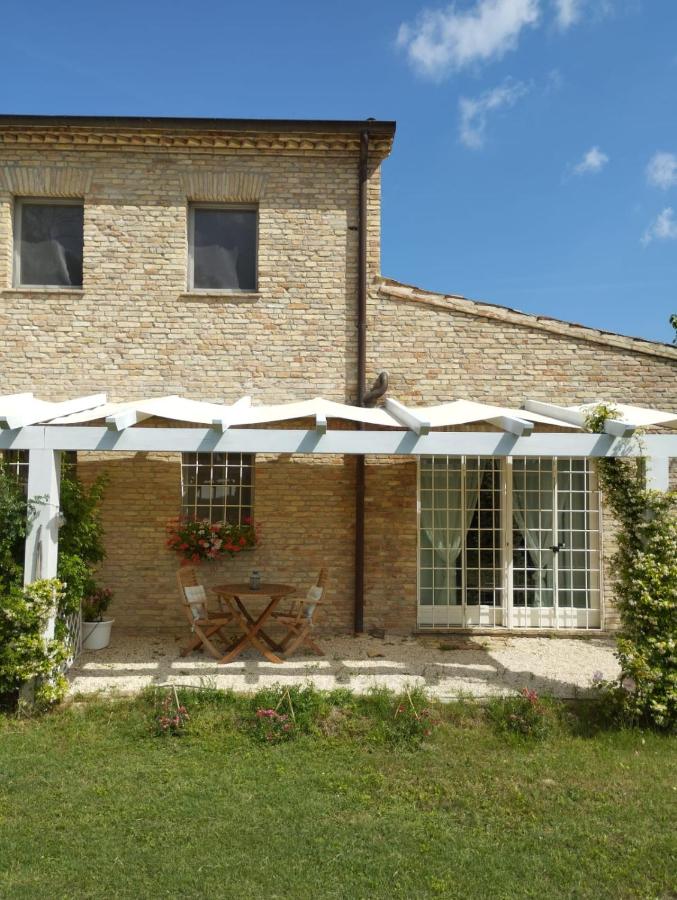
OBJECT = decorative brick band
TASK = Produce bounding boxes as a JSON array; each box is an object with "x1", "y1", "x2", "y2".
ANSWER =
[
  {"x1": 181, "y1": 170, "x2": 267, "y2": 202},
  {"x1": 0, "y1": 128, "x2": 393, "y2": 157},
  {"x1": 0, "y1": 165, "x2": 93, "y2": 197}
]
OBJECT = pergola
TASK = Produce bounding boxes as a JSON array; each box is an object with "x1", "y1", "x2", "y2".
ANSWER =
[{"x1": 1, "y1": 391, "x2": 675, "y2": 609}]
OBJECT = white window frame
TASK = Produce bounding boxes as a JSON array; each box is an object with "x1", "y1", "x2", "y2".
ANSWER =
[
  {"x1": 180, "y1": 452, "x2": 255, "y2": 525},
  {"x1": 187, "y1": 202, "x2": 259, "y2": 293},
  {"x1": 417, "y1": 456, "x2": 603, "y2": 631},
  {"x1": 13, "y1": 197, "x2": 85, "y2": 289}
]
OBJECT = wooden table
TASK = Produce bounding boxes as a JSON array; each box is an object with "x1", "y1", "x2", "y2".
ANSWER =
[{"x1": 214, "y1": 583, "x2": 296, "y2": 664}]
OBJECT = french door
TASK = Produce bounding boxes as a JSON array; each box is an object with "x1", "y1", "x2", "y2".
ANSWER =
[{"x1": 417, "y1": 456, "x2": 602, "y2": 629}]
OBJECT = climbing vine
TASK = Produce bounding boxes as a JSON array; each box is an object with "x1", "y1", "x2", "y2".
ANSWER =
[{"x1": 586, "y1": 405, "x2": 676, "y2": 730}]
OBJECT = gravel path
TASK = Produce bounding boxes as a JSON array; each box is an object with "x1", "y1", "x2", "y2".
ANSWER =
[{"x1": 68, "y1": 628, "x2": 619, "y2": 700}]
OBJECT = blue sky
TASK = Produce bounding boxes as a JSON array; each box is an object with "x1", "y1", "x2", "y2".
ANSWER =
[{"x1": 2, "y1": 0, "x2": 676, "y2": 342}]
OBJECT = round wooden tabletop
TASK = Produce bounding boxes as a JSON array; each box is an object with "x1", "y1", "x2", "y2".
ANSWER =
[{"x1": 214, "y1": 583, "x2": 296, "y2": 599}]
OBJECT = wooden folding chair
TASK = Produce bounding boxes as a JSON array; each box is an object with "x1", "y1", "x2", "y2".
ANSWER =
[
  {"x1": 271, "y1": 568, "x2": 328, "y2": 658},
  {"x1": 177, "y1": 567, "x2": 235, "y2": 660}
]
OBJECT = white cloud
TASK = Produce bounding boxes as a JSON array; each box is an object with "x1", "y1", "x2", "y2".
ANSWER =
[
  {"x1": 641, "y1": 207, "x2": 677, "y2": 245},
  {"x1": 554, "y1": 0, "x2": 583, "y2": 29},
  {"x1": 459, "y1": 79, "x2": 529, "y2": 148},
  {"x1": 572, "y1": 146, "x2": 609, "y2": 175},
  {"x1": 646, "y1": 152, "x2": 677, "y2": 190},
  {"x1": 397, "y1": 0, "x2": 540, "y2": 79}
]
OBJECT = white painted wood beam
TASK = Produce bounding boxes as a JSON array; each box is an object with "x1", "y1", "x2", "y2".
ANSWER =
[
  {"x1": 523, "y1": 399, "x2": 636, "y2": 437},
  {"x1": 646, "y1": 457, "x2": 669, "y2": 492},
  {"x1": 315, "y1": 412, "x2": 327, "y2": 435},
  {"x1": 212, "y1": 396, "x2": 253, "y2": 432},
  {"x1": 3, "y1": 426, "x2": 673, "y2": 458},
  {"x1": 106, "y1": 408, "x2": 153, "y2": 431},
  {"x1": 23, "y1": 450, "x2": 62, "y2": 598},
  {"x1": 384, "y1": 398, "x2": 431, "y2": 436},
  {"x1": 0, "y1": 392, "x2": 34, "y2": 406},
  {"x1": 485, "y1": 415, "x2": 534, "y2": 437},
  {"x1": 1, "y1": 393, "x2": 107, "y2": 430}
]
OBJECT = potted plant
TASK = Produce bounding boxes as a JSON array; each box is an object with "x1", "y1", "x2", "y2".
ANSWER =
[
  {"x1": 81, "y1": 587, "x2": 114, "y2": 651},
  {"x1": 166, "y1": 516, "x2": 258, "y2": 564}
]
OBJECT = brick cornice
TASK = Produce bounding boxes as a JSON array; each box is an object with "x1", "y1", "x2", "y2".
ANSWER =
[
  {"x1": 378, "y1": 277, "x2": 677, "y2": 362},
  {"x1": 0, "y1": 126, "x2": 394, "y2": 157}
]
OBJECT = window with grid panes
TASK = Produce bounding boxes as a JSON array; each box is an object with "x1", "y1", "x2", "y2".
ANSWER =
[{"x1": 180, "y1": 453, "x2": 253, "y2": 525}]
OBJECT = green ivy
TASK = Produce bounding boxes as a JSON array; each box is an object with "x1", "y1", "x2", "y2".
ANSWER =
[
  {"x1": 586, "y1": 405, "x2": 677, "y2": 730},
  {"x1": 0, "y1": 464, "x2": 109, "y2": 710}
]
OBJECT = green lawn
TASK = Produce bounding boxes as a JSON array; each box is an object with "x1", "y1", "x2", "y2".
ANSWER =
[{"x1": 0, "y1": 691, "x2": 674, "y2": 900}]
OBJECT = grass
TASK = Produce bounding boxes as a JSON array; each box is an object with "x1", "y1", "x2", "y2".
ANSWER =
[{"x1": 0, "y1": 687, "x2": 674, "y2": 900}]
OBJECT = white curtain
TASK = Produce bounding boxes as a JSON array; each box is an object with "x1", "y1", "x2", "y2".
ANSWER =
[
  {"x1": 512, "y1": 465, "x2": 553, "y2": 607},
  {"x1": 420, "y1": 460, "x2": 484, "y2": 606}
]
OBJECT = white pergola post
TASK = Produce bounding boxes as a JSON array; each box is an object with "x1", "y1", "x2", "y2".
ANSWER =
[
  {"x1": 23, "y1": 450, "x2": 62, "y2": 639},
  {"x1": 646, "y1": 457, "x2": 670, "y2": 492}
]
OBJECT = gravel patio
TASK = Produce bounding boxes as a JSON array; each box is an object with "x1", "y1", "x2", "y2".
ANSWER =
[{"x1": 68, "y1": 628, "x2": 620, "y2": 700}]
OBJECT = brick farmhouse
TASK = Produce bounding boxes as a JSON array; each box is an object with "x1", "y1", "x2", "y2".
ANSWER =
[{"x1": 0, "y1": 115, "x2": 675, "y2": 639}]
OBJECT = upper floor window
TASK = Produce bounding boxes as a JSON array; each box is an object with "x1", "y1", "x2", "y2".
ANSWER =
[
  {"x1": 188, "y1": 204, "x2": 257, "y2": 292},
  {"x1": 14, "y1": 199, "x2": 84, "y2": 288},
  {"x1": 181, "y1": 452, "x2": 254, "y2": 525}
]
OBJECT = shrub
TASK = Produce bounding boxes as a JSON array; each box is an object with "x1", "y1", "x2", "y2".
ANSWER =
[
  {"x1": 153, "y1": 688, "x2": 190, "y2": 736},
  {"x1": 0, "y1": 465, "x2": 37, "y2": 592},
  {"x1": 0, "y1": 579, "x2": 68, "y2": 707},
  {"x1": 487, "y1": 689, "x2": 559, "y2": 740},
  {"x1": 361, "y1": 686, "x2": 441, "y2": 746},
  {"x1": 58, "y1": 471, "x2": 108, "y2": 616},
  {"x1": 82, "y1": 587, "x2": 114, "y2": 622},
  {"x1": 247, "y1": 685, "x2": 329, "y2": 742}
]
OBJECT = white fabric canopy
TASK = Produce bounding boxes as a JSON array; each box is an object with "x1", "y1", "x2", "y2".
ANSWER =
[
  {"x1": 1, "y1": 391, "x2": 674, "y2": 435},
  {"x1": 574, "y1": 402, "x2": 677, "y2": 430}
]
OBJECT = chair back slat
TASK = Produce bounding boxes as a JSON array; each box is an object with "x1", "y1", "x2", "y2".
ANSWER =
[
  {"x1": 177, "y1": 567, "x2": 207, "y2": 622},
  {"x1": 304, "y1": 568, "x2": 328, "y2": 623}
]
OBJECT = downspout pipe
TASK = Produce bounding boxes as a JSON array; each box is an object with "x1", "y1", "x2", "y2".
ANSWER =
[{"x1": 354, "y1": 129, "x2": 369, "y2": 634}]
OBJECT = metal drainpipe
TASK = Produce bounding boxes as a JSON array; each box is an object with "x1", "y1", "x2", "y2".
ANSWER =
[{"x1": 354, "y1": 129, "x2": 369, "y2": 634}]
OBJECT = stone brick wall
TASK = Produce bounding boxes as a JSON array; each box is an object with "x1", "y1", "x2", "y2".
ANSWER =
[
  {"x1": 1, "y1": 123, "x2": 675, "y2": 635},
  {"x1": 79, "y1": 451, "x2": 356, "y2": 630},
  {"x1": 0, "y1": 140, "x2": 383, "y2": 403}
]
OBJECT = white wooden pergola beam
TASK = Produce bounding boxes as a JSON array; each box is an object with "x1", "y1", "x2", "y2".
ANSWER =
[
  {"x1": 523, "y1": 400, "x2": 636, "y2": 437},
  {"x1": 2, "y1": 426, "x2": 674, "y2": 458},
  {"x1": 0, "y1": 393, "x2": 107, "y2": 430},
  {"x1": 485, "y1": 415, "x2": 534, "y2": 437},
  {"x1": 106, "y1": 407, "x2": 153, "y2": 431},
  {"x1": 212, "y1": 396, "x2": 252, "y2": 432},
  {"x1": 0, "y1": 392, "x2": 34, "y2": 405},
  {"x1": 384, "y1": 398, "x2": 431, "y2": 436}
]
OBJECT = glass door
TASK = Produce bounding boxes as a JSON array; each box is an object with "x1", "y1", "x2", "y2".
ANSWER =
[
  {"x1": 511, "y1": 458, "x2": 601, "y2": 628},
  {"x1": 418, "y1": 457, "x2": 504, "y2": 628},
  {"x1": 418, "y1": 456, "x2": 602, "y2": 630}
]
